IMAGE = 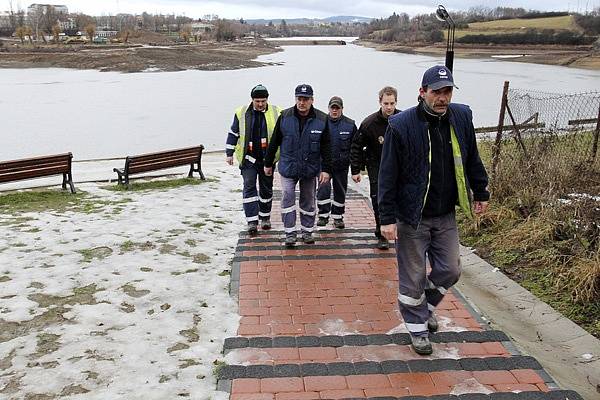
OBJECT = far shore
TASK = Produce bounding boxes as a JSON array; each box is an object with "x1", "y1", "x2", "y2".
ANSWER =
[
  {"x1": 357, "y1": 40, "x2": 600, "y2": 70},
  {"x1": 0, "y1": 36, "x2": 599, "y2": 72},
  {"x1": 0, "y1": 37, "x2": 282, "y2": 72}
]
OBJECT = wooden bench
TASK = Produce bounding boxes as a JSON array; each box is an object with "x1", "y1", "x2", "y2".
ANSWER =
[
  {"x1": 113, "y1": 145, "x2": 205, "y2": 186},
  {"x1": 0, "y1": 153, "x2": 76, "y2": 193}
]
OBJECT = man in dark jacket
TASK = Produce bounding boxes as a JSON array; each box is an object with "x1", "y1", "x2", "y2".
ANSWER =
[
  {"x1": 316, "y1": 96, "x2": 357, "y2": 229},
  {"x1": 378, "y1": 65, "x2": 489, "y2": 355},
  {"x1": 264, "y1": 84, "x2": 332, "y2": 247},
  {"x1": 226, "y1": 84, "x2": 280, "y2": 235},
  {"x1": 350, "y1": 86, "x2": 400, "y2": 249}
]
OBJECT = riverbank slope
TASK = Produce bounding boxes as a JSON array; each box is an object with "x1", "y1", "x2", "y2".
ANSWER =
[
  {"x1": 358, "y1": 40, "x2": 600, "y2": 70},
  {"x1": 0, "y1": 37, "x2": 281, "y2": 72}
]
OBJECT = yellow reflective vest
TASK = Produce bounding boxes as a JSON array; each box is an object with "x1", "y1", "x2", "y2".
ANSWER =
[{"x1": 234, "y1": 104, "x2": 280, "y2": 165}]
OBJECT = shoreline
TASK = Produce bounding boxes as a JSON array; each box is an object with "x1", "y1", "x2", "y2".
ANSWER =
[
  {"x1": 0, "y1": 38, "x2": 282, "y2": 73},
  {"x1": 357, "y1": 40, "x2": 600, "y2": 70}
]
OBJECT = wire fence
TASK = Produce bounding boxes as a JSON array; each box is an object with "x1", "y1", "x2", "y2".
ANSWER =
[{"x1": 482, "y1": 82, "x2": 600, "y2": 203}]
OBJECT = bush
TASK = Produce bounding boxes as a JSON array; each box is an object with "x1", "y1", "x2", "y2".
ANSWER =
[{"x1": 457, "y1": 30, "x2": 597, "y2": 45}]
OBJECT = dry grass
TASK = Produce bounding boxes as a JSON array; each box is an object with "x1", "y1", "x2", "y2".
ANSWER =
[
  {"x1": 467, "y1": 15, "x2": 580, "y2": 32},
  {"x1": 460, "y1": 132, "x2": 600, "y2": 337}
]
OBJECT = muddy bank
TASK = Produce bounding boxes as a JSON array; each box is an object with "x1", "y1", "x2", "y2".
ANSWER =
[
  {"x1": 358, "y1": 40, "x2": 600, "y2": 70},
  {"x1": 0, "y1": 38, "x2": 281, "y2": 72}
]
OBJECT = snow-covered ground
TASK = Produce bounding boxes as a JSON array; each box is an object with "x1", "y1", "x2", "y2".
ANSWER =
[{"x1": 0, "y1": 156, "x2": 244, "y2": 399}]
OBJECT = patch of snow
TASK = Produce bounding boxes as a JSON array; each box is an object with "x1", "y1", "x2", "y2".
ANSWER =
[
  {"x1": 317, "y1": 318, "x2": 359, "y2": 335},
  {"x1": 451, "y1": 378, "x2": 495, "y2": 395},
  {"x1": 0, "y1": 155, "x2": 243, "y2": 399}
]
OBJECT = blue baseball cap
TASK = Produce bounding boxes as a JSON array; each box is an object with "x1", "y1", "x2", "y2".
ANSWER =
[
  {"x1": 295, "y1": 84, "x2": 314, "y2": 97},
  {"x1": 421, "y1": 65, "x2": 458, "y2": 90}
]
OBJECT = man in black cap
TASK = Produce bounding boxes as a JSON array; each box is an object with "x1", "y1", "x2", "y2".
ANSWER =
[
  {"x1": 226, "y1": 84, "x2": 281, "y2": 235},
  {"x1": 264, "y1": 84, "x2": 332, "y2": 247},
  {"x1": 316, "y1": 96, "x2": 357, "y2": 229},
  {"x1": 378, "y1": 65, "x2": 489, "y2": 355},
  {"x1": 350, "y1": 86, "x2": 400, "y2": 249}
]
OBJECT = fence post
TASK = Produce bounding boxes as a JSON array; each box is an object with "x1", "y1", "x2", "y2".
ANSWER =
[
  {"x1": 491, "y1": 81, "x2": 509, "y2": 181},
  {"x1": 592, "y1": 102, "x2": 600, "y2": 161}
]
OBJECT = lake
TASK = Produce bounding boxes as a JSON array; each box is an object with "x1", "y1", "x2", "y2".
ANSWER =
[{"x1": 2, "y1": 40, "x2": 599, "y2": 160}]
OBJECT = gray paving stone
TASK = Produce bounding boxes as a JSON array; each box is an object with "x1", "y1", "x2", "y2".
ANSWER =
[
  {"x1": 296, "y1": 336, "x2": 321, "y2": 347},
  {"x1": 515, "y1": 356, "x2": 542, "y2": 370},
  {"x1": 353, "y1": 361, "x2": 382, "y2": 374},
  {"x1": 514, "y1": 392, "x2": 546, "y2": 400},
  {"x1": 248, "y1": 337, "x2": 273, "y2": 348},
  {"x1": 431, "y1": 332, "x2": 460, "y2": 343},
  {"x1": 380, "y1": 360, "x2": 410, "y2": 373},
  {"x1": 367, "y1": 334, "x2": 393, "y2": 345},
  {"x1": 407, "y1": 359, "x2": 433, "y2": 372},
  {"x1": 223, "y1": 337, "x2": 248, "y2": 349},
  {"x1": 272, "y1": 336, "x2": 297, "y2": 348},
  {"x1": 459, "y1": 357, "x2": 489, "y2": 371},
  {"x1": 300, "y1": 363, "x2": 329, "y2": 376},
  {"x1": 320, "y1": 335, "x2": 344, "y2": 347},
  {"x1": 273, "y1": 364, "x2": 301, "y2": 377},
  {"x1": 390, "y1": 333, "x2": 412, "y2": 345},
  {"x1": 458, "y1": 394, "x2": 491, "y2": 400},
  {"x1": 547, "y1": 390, "x2": 584, "y2": 400},
  {"x1": 485, "y1": 356, "x2": 520, "y2": 370},
  {"x1": 343, "y1": 334, "x2": 369, "y2": 346},
  {"x1": 428, "y1": 358, "x2": 462, "y2": 371},
  {"x1": 245, "y1": 364, "x2": 274, "y2": 378},
  {"x1": 217, "y1": 365, "x2": 246, "y2": 380},
  {"x1": 326, "y1": 362, "x2": 356, "y2": 376}
]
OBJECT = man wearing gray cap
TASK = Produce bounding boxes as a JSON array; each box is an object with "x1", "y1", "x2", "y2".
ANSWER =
[
  {"x1": 264, "y1": 84, "x2": 332, "y2": 247},
  {"x1": 378, "y1": 65, "x2": 490, "y2": 355},
  {"x1": 226, "y1": 84, "x2": 280, "y2": 235},
  {"x1": 316, "y1": 96, "x2": 357, "y2": 229}
]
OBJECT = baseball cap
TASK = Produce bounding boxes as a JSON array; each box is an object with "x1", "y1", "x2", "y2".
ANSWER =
[
  {"x1": 251, "y1": 84, "x2": 269, "y2": 99},
  {"x1": 295, "y1": 84, "x2": 314, "y2": 97},
  {"x1": 421, "y1": 65, "x2": 458, "y2": 90},
  {"x1": 328, "y1": 96, "x2": 343, "y2": 108}
]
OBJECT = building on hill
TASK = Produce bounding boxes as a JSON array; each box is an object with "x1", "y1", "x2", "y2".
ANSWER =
[{"x1": 27, "y1": 4, "x2": 68, "y2": 15}]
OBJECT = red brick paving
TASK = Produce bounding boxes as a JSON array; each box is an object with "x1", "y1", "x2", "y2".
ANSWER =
[{"x1": 227, "y1": 191, "x2": 551, "y2": 399}]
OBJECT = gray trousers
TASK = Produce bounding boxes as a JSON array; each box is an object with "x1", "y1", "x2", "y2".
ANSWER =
[
  {"x1": 395, "y1": 212, "x2": 461, "y2": 337},
  {"x1": 280, "y1": 176, "x2": 316, "y2": 235}
]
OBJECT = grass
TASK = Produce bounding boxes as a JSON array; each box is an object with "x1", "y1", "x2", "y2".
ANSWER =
[
  {"x1": 0, "y1": 189, "x2": 133, "y2": 216},
  {"x1": 104, "y1": 177, "x2": 213, "y2": 192},
  {"x1": 452, "y1": 15, "x2": 582, "y2": 40}
]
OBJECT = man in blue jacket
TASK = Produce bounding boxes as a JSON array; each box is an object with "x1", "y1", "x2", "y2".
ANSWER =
[
  {"x1": 264, "y1": 84, "x2": 332, "y2": 247},
  {"x1": 316, "y1": 96, "x2": 357, "y2": 229},
  {"x1": 378, "y1": 66, "x2": 489, "y2": 355},
  {"x1": 226, "y1": 84, "x2": 280, "y2": 235}
]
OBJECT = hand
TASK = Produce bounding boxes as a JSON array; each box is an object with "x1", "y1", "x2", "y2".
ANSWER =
[
  {"x1": 226, "y1": 156, "x2": 233, "y2": 166},
  {"x1": 474, "y1": 201, "x2": 488, "y2": 214},
  {"x1": 380, "y1": 224, "x2": 397, "y2": 241},
  {"x1": 319, "y1": 172, "x2": 330, "y2": 185},
  {"x1": 352, "y1": 174, "x2": 361, "y2": 183},
  {"x1": 264, "y1": 166, "x2": 273, "y2": 176}
]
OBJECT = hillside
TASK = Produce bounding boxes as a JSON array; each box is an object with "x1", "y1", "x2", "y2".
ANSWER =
[
  {"x1": 245, "y1": 15, "x2": 372, "y2": 25},
  {"x1": 454, "y1": 15, "x2": 584, "y2": 39}
]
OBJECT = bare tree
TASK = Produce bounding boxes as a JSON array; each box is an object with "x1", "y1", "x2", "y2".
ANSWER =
[
  {"x1": 15, "y1": 25, "x2": 25, "y2": 44},
  {"x1": 85, "y1": 24, "x2": 96, "y2": 44},
  {"x1": 52, "y1": 24, "x2": 62, "y2": 44},
  {"x1": 180, "y1": 24, "x2": 192, "y2": 42}
]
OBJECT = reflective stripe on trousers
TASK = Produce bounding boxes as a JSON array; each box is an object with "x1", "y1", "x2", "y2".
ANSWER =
[
  {"x1": 241, "y1": 164, "x2": 273, "y2": 222},
  {"x1": 317, "y1": 168, "x2": 349, "y2": 219},
  {"x1": 395, "y1": 212, "x2": 461, "y2": 337},
  {"x1": 280, "y1": 176, "x2": 316, "y2": 233}
]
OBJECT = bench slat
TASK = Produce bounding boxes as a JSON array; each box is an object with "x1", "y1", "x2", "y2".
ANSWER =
[
  {"x1": 0, "y1": 153, "x2": 72, "y2": 169},
  {"x1": 128, "y1": 157, "x2": 198, "y2": 174},
  {"x1": 0, "y1": 166, "x2": 70, "y2": 183},
  {"x1": 0, "y1": 160, "x2": 70, "y2": 175},
  {"x1": 127, "y1": 146, "x2": 202, "y2": 163},
  {"x1": 114, "y1": 145, "x2": 204, "y2": 185}
]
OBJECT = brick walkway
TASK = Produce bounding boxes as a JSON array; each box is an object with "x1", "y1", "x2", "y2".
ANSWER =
[{"x1": 218, "y1": 182, "x2": 583, "y2": 400}]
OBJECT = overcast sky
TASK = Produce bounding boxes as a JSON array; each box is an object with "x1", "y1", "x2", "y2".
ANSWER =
[{"x1": 9, "y1": 0, "x2": 600, "y2": 19}]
